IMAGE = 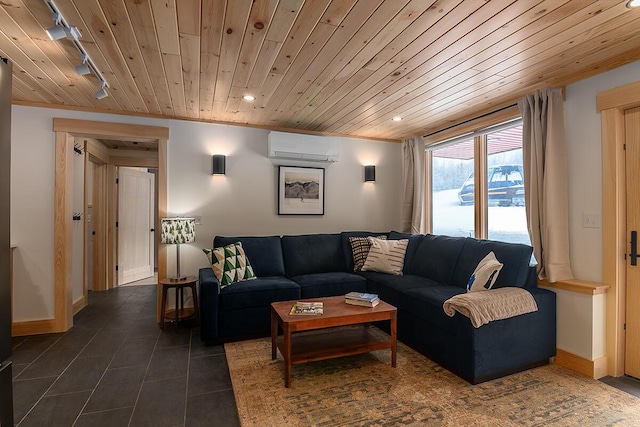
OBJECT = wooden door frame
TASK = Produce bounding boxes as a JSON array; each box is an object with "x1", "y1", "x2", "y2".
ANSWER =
[
  {"x1": 597, "y1": 80, "x2": 640, "y2": 377},
  {"x1": 52, "y1": 118, "x2": 168, "y2": 332}
]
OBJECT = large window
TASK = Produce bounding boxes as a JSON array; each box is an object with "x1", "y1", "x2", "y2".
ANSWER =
[
  {"x1": 428, "y1": 121, "x2": 530, "y2": 245},
  {"x1": 431, "y1": 138, "x2": 475, "y2": 237}
]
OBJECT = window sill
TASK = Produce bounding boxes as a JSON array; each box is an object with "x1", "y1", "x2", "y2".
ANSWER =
[{"x1": 538, "y1": 279, "x2": 609, "y2": 296}]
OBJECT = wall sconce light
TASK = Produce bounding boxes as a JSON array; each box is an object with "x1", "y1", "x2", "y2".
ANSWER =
[
  {"x1": 364, "y1": 165, "x2": 376, "y2": 182},
  {"x1": 212, "y1": 155, "x2": 226, "y2": 175}
]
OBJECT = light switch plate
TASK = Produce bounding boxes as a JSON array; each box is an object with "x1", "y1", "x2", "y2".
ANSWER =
[{"x1": 582, "y1": 213, "x2": 601, "y2": 228}]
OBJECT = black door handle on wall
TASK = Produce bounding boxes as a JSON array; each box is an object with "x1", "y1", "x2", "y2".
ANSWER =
[{"x1": 631, "y1": 231, "x2": 638, "y2": 266}]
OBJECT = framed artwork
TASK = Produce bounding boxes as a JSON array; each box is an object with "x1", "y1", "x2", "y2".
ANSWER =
[{"x1": 278, "y1": 166, "x2": 325, "y2": 215}]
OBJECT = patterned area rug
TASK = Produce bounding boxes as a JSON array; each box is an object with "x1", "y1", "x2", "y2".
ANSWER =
[{"x1": 225, "y1": 331, "x2": 640, "y2": 427}]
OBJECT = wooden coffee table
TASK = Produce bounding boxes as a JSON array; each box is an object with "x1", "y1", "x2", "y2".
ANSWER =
[{"x1": 270, "y1": 295, "x2": 397, "y2": 387}]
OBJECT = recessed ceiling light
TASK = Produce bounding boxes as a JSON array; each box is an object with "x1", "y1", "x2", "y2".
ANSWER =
[
  {"x1": 627, "y1": 0, "x2": 640, "y2": 7},
  {"x1": 242, "y1": 95, "x2": 255, "y2": 101},
  {"x1": 392, "y1": 116, "x2": 403, "y2": 122}
]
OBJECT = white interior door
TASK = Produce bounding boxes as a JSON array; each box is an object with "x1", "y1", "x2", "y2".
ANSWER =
[
  {"x1": 625, "y1": 106, "x2": 640, "y2": 379},
  {"x1": 118, "y1": 167, "x2": 155, "y2": 285}
]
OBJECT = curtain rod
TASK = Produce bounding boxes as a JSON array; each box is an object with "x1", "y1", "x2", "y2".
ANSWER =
[{"x1": 423, "y1": 103, "x2": 518, "y2": 138}]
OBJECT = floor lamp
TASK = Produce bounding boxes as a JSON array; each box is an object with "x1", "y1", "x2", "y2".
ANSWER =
[{"x1": 161, "y1": 217, "x2": 196, "y2": 281}]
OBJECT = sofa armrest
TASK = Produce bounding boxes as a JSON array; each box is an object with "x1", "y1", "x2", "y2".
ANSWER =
[{"x1": 199, "y1": 267, "x2": 221, "y2": 342}]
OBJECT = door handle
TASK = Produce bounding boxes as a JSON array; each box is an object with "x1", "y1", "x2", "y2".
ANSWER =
[
  {"x1": 150, "y1": 228, "x2": 155, "y2": 232},
  {"x1": 631, "y1": 231, "x2": 638, "y2": 266}
]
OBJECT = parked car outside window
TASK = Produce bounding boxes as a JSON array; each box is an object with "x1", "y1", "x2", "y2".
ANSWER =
[{"x1": 458, "y1": 165, "x2": 524, "y2": 206}]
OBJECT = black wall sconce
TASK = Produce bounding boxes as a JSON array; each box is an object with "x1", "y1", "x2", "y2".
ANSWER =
[
  {"x1": 212, "y1": 155, "x2": 226, "y2": 175},
  {"x1": 364, "y1": 165, "x2": 376, "y2": 182}
]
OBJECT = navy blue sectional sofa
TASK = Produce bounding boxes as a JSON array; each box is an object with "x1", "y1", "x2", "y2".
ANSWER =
[{"x1": 199, "y1": 231, "x2": 556, "y2": 384}]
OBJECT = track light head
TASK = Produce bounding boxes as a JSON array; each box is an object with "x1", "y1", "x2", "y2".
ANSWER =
[
  {"x1": 46, "y1": 12, "x2": 65, "y2": 40},
  {"x1": 75, "y1": 63, "x2": 90, "y2": 75},
  {"x1": 75, "y1": 53, "x2": 90, "y2": 75},
  {"x1": 95, "y1": 81, "x2": 108, "y2": 100}
]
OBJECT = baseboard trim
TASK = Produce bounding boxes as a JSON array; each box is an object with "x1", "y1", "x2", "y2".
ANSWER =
[
  {"x1": 73, "y1": 297, "x2": 86, "y2": 315},
  {"x1": 12, "y1": 319, "x2": 58, "y2": 337},
  {"x1": 554, "y1": 348, "x2": 607, "y2": 379}
]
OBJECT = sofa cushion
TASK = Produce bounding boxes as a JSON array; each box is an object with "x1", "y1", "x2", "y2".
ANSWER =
[
  {"x1": 282, "y1": 234, "x2": 347, "y2": 276},
  {"x1": 359, "y1": 271, "x2": 441, "y2": 311},
  {"x1": 362, "y1": 238, "x2": 408, "y2": 275},
  {"x1": 349, "y1": 235, "x2": 387, "y2": 272},
  {"x1": 203, "y1": 242, "x2": 256, "y2": 288},
  {"x1": 387, "y1": 231, "x2": 424, "y2": 272},
  {"x1": 467, "y1": 251, "x2": 503, "y2": 292},
  {"x1": 450, "y1": 238, "x2": 533, "y2": 289},
  {"x1": 407, "y1": 234, "x2": 466, "y2": 285},
  {"x1": 291, "y1": 272, "x2": 367, "y2": 299},
  {"x1": 403, "y1": 286, "x2": 466, "y2": 334},
  {"x1": 218, "y1": 276, "x2": 300, "y2": 311},
  {"x1": 341, "y1": 231, "x2": 388, "y2": 271},
  {"x1": 214, "y1": 236, "x2": 285, "y2": 277}
]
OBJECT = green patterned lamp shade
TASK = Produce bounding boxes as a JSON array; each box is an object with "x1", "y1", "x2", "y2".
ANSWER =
[
  {"x1": 161, "y1": 217, "x2": 196, "y2": 244},
  {"x1": 161, "y1": 217, "x2": 196, "y2": 280}
]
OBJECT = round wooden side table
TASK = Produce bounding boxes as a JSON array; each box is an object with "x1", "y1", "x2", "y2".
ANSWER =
[{"x1": 159, "y1": 275, "x2": 199, "y2": 331}]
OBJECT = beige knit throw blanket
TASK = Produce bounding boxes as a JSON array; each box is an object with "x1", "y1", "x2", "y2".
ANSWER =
[{"x1": 443, "y1": 287, "x2": 538, "y2": 328}]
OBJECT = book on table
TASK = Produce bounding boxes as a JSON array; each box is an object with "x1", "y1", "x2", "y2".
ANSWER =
[
  {"x1": 345, "y1": 297, "x2": 379, "y2": 307},
  {"x1": 345, "y1": 292, "x2": 379, "y2": 307},
  {"x1": 289, "y1": 301, "x2": 323, "y2": 316}
]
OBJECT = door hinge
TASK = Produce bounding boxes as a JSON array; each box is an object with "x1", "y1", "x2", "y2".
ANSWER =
[
  {"x1": 116, "y1": 221, "x2": 118, "y2": 228},
  {"x1": 116, "y1": 265, "x2": 118, "y2": 271},
  {"x1": 624, "y1": 323, "x2": 626, "y2": 330},
  {"x1": 116, "y1": 178, "x2": 119, "y2": 184},
  {"x1": 624, "y1": 143, "x2": 626, "y2": 150}
]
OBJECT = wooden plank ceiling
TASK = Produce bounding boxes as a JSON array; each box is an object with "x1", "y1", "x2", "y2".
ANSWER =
[{"x1": 2, "y1": 0, "x2": 640, "y2": 142}]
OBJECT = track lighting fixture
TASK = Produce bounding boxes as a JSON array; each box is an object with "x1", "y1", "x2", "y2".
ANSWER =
[{"x1": 43, "y1": 0, "x2": 110, "y2": 100}]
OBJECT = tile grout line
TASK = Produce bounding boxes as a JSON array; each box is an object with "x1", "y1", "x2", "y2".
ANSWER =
[
  {"x1": 127, "y1": 309, "x2": 162, "y2": 427},
  {"x1": 15, "y1": 330, "x2": 91, "y2": 426},
  {"x1": 70, "y1": 293, "x2": 138, "y2": 426}
]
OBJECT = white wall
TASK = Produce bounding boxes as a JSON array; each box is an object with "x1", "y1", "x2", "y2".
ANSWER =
[
  {"x1": 555, "y1": 59, "x2": 640, "y2": 361},
  {"x1": 566, "y1": 60, "x2": 640, "y2": 282},
  {"x1": 10, "y1": 105, "x2": 402, "y2": 322}
]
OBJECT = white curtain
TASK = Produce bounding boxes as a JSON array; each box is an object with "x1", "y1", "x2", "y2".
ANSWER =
[
  {"x1": 518, "y1": 88, "x2": 574, "y2": 282},
  {"x1": 401, "y1": 136, "x2": 425, "y2": 234}
]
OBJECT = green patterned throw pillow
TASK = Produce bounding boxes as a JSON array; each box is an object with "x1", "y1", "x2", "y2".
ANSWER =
[{"x1": 203, "y1": 242, "x2": 256, "y2": 288}]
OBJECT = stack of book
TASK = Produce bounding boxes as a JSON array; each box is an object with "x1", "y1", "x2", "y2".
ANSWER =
[
  {"x1": 345, "y1": 292, "x2": 379, "y2": 307},
  {"x1": 289, "y1": 301, "x2": 323, "y2": 315}
]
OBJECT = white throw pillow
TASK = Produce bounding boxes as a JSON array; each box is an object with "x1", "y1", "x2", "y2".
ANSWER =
[
  {"x1": 361, "y1": 238, "x2": 408, "y2": 276},
  {"x1": 466, "y1": 251, "x2": 503, "y2": 292}
]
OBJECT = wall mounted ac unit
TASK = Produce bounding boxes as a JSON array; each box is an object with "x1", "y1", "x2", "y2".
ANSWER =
[{"x1": 268, "y1": 131, "x2": 340, "y2": 167}]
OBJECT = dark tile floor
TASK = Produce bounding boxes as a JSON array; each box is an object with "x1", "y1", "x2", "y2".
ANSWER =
[
  {"x1": 600, "y1": 375, "x2": 640, "y2": 398},
  {"x1": 10, "y1": 285, "x2": 240, "y2": 427}
]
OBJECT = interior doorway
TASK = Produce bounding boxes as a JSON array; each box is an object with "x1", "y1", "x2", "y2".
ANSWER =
[{"x1": 52, "y1": 119, "x2": 168, "y2": 333}]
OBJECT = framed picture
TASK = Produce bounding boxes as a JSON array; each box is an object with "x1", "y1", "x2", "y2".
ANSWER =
[{"x1": 278, "y1": 166, "x2": 325, "y2": 215}]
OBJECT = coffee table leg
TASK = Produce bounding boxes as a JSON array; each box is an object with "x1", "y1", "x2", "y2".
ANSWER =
[
  {"x1": 390, "y1": 312, "x2": 397, "y2": 368},
  {"x1": 284, "y1": 327, "x2": 292, "y2": 388},
  {"x1": 271, "y1": 309, "x2": 277, "y2": 360}
]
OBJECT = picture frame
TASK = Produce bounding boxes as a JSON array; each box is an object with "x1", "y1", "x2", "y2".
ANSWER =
[{"x1": 278, "y1": 166, "x2": 325, "y2": 215}]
